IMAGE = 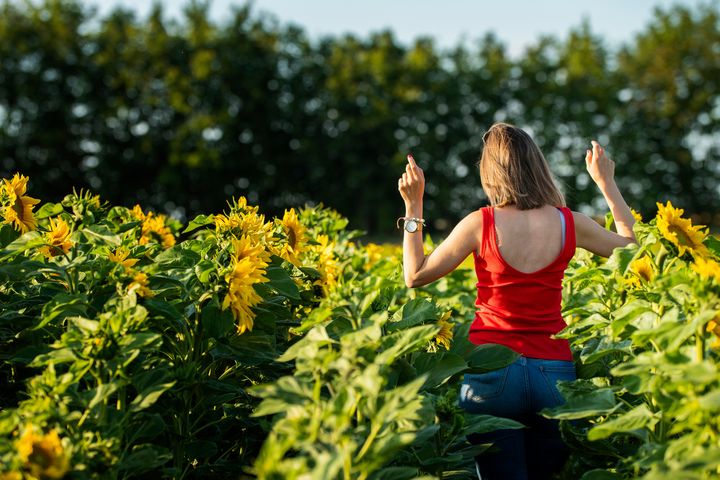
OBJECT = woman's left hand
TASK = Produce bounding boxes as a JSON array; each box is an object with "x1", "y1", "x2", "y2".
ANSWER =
[{"x1": 398, "y1": 154, "x2": 425, "y2": 207}]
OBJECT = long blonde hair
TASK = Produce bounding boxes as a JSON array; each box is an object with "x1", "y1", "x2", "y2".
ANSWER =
[{"x1": 479, "y1": 122, "x2": 565, "y2": 210}]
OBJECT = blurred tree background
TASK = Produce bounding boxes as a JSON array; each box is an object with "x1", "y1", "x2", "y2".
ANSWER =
[{"x1": 1, "y1": 0, "x2": 719, "y2": 235}]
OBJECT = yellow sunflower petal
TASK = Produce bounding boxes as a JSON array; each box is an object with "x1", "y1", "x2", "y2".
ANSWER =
[{"x1": 655, "y1": 201, "x2": 708, "y2": 257}]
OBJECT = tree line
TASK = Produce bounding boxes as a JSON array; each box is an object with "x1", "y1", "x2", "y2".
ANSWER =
[{"x1": 1, "y1": 0, "x2": 719, "y2": 234}]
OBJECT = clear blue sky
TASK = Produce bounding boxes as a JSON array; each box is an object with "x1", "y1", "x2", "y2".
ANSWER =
[{"x1": 87, "y1": 0, "x2": 707, "y2": 55}]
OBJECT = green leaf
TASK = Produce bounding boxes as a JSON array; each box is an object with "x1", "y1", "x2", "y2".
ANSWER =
[
  {"x1": 387, "y1": 298, "x2": 437, "y2": 332},
  {"x1": 265, "y1": 265, "x2": 300, "y2": 300},
  {"x1": 0, "y1": 231, "x2": 44, "y2": 259},
  {"x1": 36, "y1": 293, "x2": 88, "y2": 330},
  {"x1": 413, "y1": 352, "x2": 468, "y2": 390},
  {"x1": 130, "y1": 381, "x2": 176, "y2": 412},
  {"x1": 88, "y1": 382, "x2": 121, "y2": 410},
  {"x1": 194, "y1": 259, "x2": 216, "y2": 283},
  {"x1": 375, "y1": 325, "x2": 438, "y2": 364},
  {"x1": 182, "y1": 214, "x2": 214, "y2": 233},
  {"x1": 34, "y1": 202, "x2": 65, "y2": 220},
  {"x1": 465, "y1": 344, "x2": 520, "y2": 373},
  {"x1": 542, "y1": 385, "x2": 618, "y2": 420},
  {"x1": 81, "y1": 225, "x2": 121, "y2": 246},
  {"x1": 154, "y1": 246, "x2": 200, "y2": 267},
  {"x1": 462, "y1": 414, "x2": 525, "y2": 435},
  {"x1": 604, "y1": 243, "x2": 638, "y2": 275},
  {"x1": 118, "y1": 333, "x2": 162, "y2": 351},
  {"x1": 0, "y1": 224, "x2": 19, "y2": 248},
  {"x1": 706, "y1": 235, "x2": 720, "y2": 257},
  {"x1": 119, "y1": 445, "x2": 173, "y2": 473},
  {"x1": 587, "y1": 404, "x2": 659, "y2": 441}
]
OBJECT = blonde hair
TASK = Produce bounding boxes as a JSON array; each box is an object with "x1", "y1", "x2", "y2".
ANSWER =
[{"x1": 479, "y1": 122, "x2": 565, "y2": 210}]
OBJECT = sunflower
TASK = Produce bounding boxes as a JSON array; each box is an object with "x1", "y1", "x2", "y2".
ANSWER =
[
  {"x1": 130, "y1": 204, "x2": 146, "y2": 221},
  {"x1": 16, "y1": 425, "x2": 69, "y2": 480},
  {"x1": 276, "y1": 208, "x2": 306, "y2": 265},
  {"x1": 629, "y1": 255, "x2": 655, "y2": 283},
  {"x1": 215, "y1": 211, "x2": 274, "y2": 244},
  {"x1": 631, "y1": 208, "x2": 643, "y2": 223},
  {"x1": 313, "y1": 234, "x2": 340, "y2": 294},
  {"x1": 39, "y1": 218, "x2": 74, "y2": 257},
  {"x1": 364, "y1": 243, "x2": 385, "y2": 269},
  {"x1": 1, "y1": 174, "x2": 40, "y2": 233},
  {"x1": 138, "y1": 212, "x2": 175, "y2": 249},
  {"x1": 655, "y1": 201, "x2": 709, "y2": 257},
  {"x1": 128, "y1": 271, "x2": 153, "y2": 298},
  {"x1": 691, "y1": 256, "x2": 720, "y2": 283},
  {"x1": 222, "y1": 236, "x2": 271, "y2": 334},
  {"x1": 108, "y1": 246, "x2": 139, "y2": 271},
  {"x1": 435, "y1": 311, "x2": 454, "y2": 350}
]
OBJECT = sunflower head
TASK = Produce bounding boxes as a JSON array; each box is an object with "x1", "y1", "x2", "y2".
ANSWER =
[
  {"x1": 215, "y1": 211, "x2": 274, "y2": 244},
  {"x1": 629, "y1": 255, "x2": 655, "y2": 283},
  {"x1": 39, "y1": 217, "x2": 74, "y2": 257},
  {"x1": 2, "y1": 173, "x2": 40, "y2": 233},
  {"x1": 435, "y1": 311, "x2": 454, "y2": 351},
  {"x1": 138, "y1": 212, "x2": 175, "y2": 249},
  {"x1": 276, "y1": 208, "x2": 306, "y2": 265},
  {"x1": 691, "y1": 256, "x2": 720, "y2": 283},
  {"x1": 15, "y1": 425, "x2": 70, "y2": 480},
  {"x1": 131, "y1": 204, "x2": 146, "y2": 222},
  {"x1": 128, "y1": 271, "x2": 154, "y2": 298},
  {"x1": 655, "y1": 201, "x2": 708, "y2": 257},
  {"x1": 222, "y1": 236, "x2": 271, "y2": 334},
  {"x1": 312, "y1": 234, "x2": 339, "y2": 294},
  {"x1": 108, "y1": 246, "x2": 139, "y2": 271}
]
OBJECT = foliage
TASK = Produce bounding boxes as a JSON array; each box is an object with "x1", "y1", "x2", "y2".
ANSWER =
[
  {"x1": 545, "y1": 202, "x2": 720, "y2": 479},
  {"x1": 0, "y1": 176, "x2": 521, "y2": 479}
]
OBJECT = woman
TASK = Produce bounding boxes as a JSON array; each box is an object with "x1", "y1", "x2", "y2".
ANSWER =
[{"x1": 397, "y1": 123, "x2": 636, "y2": 480}]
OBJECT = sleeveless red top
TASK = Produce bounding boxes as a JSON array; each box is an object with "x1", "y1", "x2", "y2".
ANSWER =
[{"x1": 469, "y1": 206, "x2": 575, "y2": 361}]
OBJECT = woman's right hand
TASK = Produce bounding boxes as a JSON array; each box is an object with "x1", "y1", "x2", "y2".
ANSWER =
[{"x1": 585, "y1": 140, "x2": 615, "y2": 189}]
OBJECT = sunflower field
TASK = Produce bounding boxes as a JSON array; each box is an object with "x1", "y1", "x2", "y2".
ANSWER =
[{"x1": 0, "y1": 172, "x2": 719, "y2": 480}]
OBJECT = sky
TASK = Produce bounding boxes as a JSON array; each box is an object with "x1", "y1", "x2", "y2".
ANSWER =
[{"x1": 84, "y1": 0, "x2": 710, "y2": 56}]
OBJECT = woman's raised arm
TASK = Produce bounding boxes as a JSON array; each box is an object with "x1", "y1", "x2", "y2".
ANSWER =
[{"x1": 574, "y1": 140, "x2": 636, "y2": 258}]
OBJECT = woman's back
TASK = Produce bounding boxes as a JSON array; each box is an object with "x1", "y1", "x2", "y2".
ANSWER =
[{"x1": 493, "y1": 205, "x2": 565, "y2": 274}]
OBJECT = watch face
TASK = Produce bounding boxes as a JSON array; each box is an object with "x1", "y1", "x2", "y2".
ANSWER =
[{"x1": 405, "y1": 219, "x2": 418, "y2": 233}]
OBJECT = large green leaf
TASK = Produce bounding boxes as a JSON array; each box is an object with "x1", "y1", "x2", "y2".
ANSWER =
[
  {"x1": 462, "y1": 414, "x2": 525, "y2": 435},
  {"x1": 413, "y1": 352, "x2": 468, "y2": 390},
  {"x1": 465, "y1": 344, "x2": 520, "y2": 373},
  {"x1": 265, "y1": 265, "x2": 300, "y2": 300},
  {"x1": 542, "y1": 384, "x2": 618, "y2": 420},
  {"x1": 386, "y1": 298, "x2": 437, "y2": 332},
  {"x1": 587, "y1": 404, "x2": 659, "y2": 441}
]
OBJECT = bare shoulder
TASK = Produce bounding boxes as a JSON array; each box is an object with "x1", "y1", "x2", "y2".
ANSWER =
[{"x1": 457, "y1": 209, "x2": 484, "y2": 233}]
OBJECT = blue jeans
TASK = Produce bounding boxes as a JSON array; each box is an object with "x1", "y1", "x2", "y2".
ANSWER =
[{"x1": 458, "y1": 356, "x2": 576, "y2": 480}]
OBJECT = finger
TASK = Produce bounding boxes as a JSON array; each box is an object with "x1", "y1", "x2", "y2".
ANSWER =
[
  {"x1": 585, "y1": 149, "x2": 592, "y2": 167},
  {"x1": 407, "y1": 154, "x2": 418, "y2": 169},
  {"x1": 402, "y1": 172, "x2": 408, "y2": 183},
  {"x1": 406, "y1": 163, "x2": 418, "y2": 180},
  {"x1": 591, "y1": 140, "x2": 601, "y2": 160}
]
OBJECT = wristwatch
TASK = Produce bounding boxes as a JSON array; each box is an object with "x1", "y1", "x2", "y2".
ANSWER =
[{"x1": 397, "y1": 217, "x2": 426, "y2": 233}]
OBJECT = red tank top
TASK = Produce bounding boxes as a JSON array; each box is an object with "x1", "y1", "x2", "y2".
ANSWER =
[{"x1": 469, "y1": 206, "x2": 575, "y2": 361}]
